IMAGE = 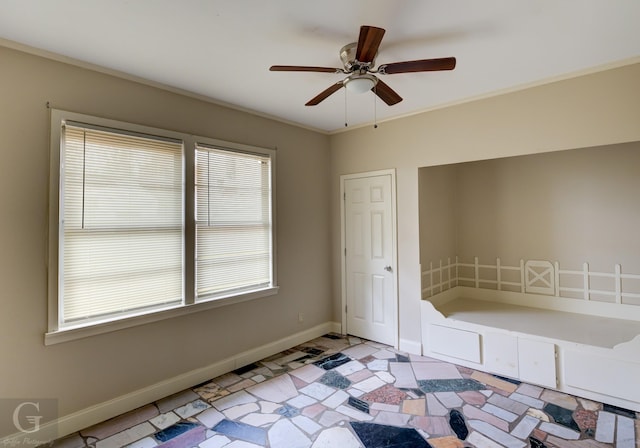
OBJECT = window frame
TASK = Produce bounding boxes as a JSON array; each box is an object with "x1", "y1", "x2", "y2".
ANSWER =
[{"x1": 46, "y1": 109, "x2": 278, "y2": 345}]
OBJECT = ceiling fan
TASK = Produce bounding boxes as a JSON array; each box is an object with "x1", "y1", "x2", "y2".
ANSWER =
[{"x1": 270, "y1": 25, "x2": 456, "y2": 106}]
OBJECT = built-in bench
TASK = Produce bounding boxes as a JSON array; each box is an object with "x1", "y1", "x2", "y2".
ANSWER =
[{"x1": 420, "y1": 259, "x2": 640, "y2": 411}]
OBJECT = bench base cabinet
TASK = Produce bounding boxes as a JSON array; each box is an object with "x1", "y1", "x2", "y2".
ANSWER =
[{"x1": 421, "y1": 286, "x2": 640, "y2": 411}]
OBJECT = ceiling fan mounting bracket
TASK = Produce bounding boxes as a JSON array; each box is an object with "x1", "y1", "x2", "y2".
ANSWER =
[{"x1": 340, "y1": 42, "x2": 375, "y2": 73}]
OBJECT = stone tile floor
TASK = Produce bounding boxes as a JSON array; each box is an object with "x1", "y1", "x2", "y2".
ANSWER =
[{"x1": 48, "y1": 334, "x2": 638, "y2": 448}]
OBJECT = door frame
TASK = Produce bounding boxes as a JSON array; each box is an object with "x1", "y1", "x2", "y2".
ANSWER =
[{"x1": 340, "y1": 169, "x2": 399, "y2": 349}]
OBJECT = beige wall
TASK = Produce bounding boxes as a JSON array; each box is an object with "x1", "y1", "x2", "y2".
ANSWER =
[
  {"x1": 0, "y1": 45, "x2": 332, "y2": 437},
  {"x1": 419, "y1": 143, "x2": 640, "y2": 297},
  {"x1": 330, "y1": 62, "x2": 640, "y2": 349},
  {"x1": 418, "y1": 164, "x2": 458, "y2": 269}
]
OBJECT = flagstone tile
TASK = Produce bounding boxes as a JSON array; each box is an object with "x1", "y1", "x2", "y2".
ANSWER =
[
  {"x1": 468, "y1": 419, "x2": 527, "y2": 448},
  {"x1": 515, "y1": 383, "x2": 543, "y2": 398},
  {"x1": 390, "y1": 362, "x2": 418, "y2": 389},
  {"x1": 458, "y1": 390, "x2": 487, "y2": 406},
  {"x1": 346, "y1": 367, "x2": 374, "y2": 383},
  {"x1": 175, "y1": 399, "x2": 210, "y2": 419},
  {"x1": 374, "y1": 371, "x2": 396, "y2": 384},
  {"x1": 212, "y1": 390, "x2": 257, "y2": 411},
  {"x1": 246, "y1": 373, "x2": 298, "y2": 403},
  {"x1": 212, "y1": 419, "x2": 267, "y2": 446},
  {"x1": 287, "y1": 393, "x2": 318, "y2": 409},
  {"x1": 350, "y1": 421, "x2": 431, "y2": 448},
  {"x1": 510, "y1": 415, "x2": 540, "y2": 439},
  {"x1": 361, "y1": 384, "x2": 408, "y2": 405},
  {"x1": 301, "y1": 402, "x2": 327, "y2": 419},
  {"x1": 342, "y1": 343, "x2": 379, "y2": 359},
  {"x1": 228, "y1": 378, "x2": 257, "y2": 393},
  {"x1": 370, "y1": 402, "x2": 400, "y2": 413},
  {"x1": 410, "y1": 416, "x2": 453, "y2": 436},
  {"x1": 509, "y1": 392, "x2": 544, "y2": 409},
  {"x1": 402, "y1": 398, "x2": 426, "y2": 416},
  {"x1": 291, "y1": 415, "x2": 322, "y2": 435},
  {"x1": 616, "y1": 415, "x2": 636, "y2": 448},
  {"x1": 212, "y1": 372, "x2": 243, "y2": 388},
  {"x1": 372, "y1": 349, "x2": 397, "y2": 359},
  {"x1": 367, "y1": 359, "x2": 388, "y2": 371},
  {"x1": 194, "y1": 382, "x2": 229, "y2": 402},
  {"x1": 412, "y1": 362, "x2": 462, "y2": 380},
  {"x1": 199, "y1": 435, "x2": 231, "y2": 448},
  {"x1": 195, "y1": 407, "x2": 225, "y2": 428},
  {"x1": 428, "y1": 435, "x2": 466, "y2": 448},
  {"x1": 223, "y1": 402, "x2": 260, "y2": 420},
  {"x1": 335, "y1": 404, "x2": 374, "y2": 421},
  {"x1": 311, "y1": 427, "x2": 361, "y2": 448},
  {"x1": 540, "y1": 389, "x2": 578, "y2": 410},
  {"x1": 426, "y1": 394, "x2": 449, "y2": 416},
  {"x1": 461, "y1": 404, "x2": 510, "y2": 432},
  {"x1": 374, "y1": 410, "x2": 412, "y2": 427},
  {"x1": 149, "y1": 411, "x2": 181, "y2": 430},
  {"x1": 273, "y1": 350, "x2": 308, "y2": 365},
  {"x1": 466, "y1": 431, "x2": 503, "y2": 448},
  {"x1": 299, "y1": 382, "x2": 335, "y2": 401},
  {"x1": 318, "y1": 370, "x2": 351, "y2": 389},
  {"x1": 487, "y1": 393, "x2": 529, "y2": 415},
  {"x1": 289, "y1": 364, "x2": 326, "y2": 383},
  {"x1": 321, "y1": 390, "x2": 349, "y2": 409},
  {"x1": 434, "y1": 391, "x2": 463, "y2": 408},
  {"x1": 240, "y1": 412, "x2": 281, "y2": 427},
  {"x1": 318, "y1": 410, "x2": 349, "y2": 427},
  {"x1": 471, "y1": 372, "x2": 518, "y2": 393},
  {"x1": 314, "y1": 352, "x2": 352, "y2": 370},
  {"x1": 347, "y1": 388, "x2": 365, "y2": 398},
  {"x1": 482, "y1": 403, "x2": 519, "y2": 422},
  {"x1": 352, "y1": 375, "x2": 386, "y2": 393},
  {"x1": 539, "y1": 421, "x2": 580, "y2": 440},
  {"x1": 335, "y1": 360, "x2": 366, "y2": 376}
]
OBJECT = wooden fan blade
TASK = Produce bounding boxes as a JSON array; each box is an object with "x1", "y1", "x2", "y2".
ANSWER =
[
  {"x1": 305, "y1": 81, "x2": 344, "y2": 106},
  {"x1": 356, "y1": 25, "x2": 385, "y2": 63},
  {"x1": 270, "y1": 65, "x2": 340, "y2": 73},
  {"x1": 373, "y1": 79, "x2": 402, "y2": 106},
  {"x1": 379, "y1": 57, "x2": 456, "y2": 74}
]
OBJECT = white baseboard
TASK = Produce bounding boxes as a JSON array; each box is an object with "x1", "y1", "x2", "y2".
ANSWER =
[
  {"x1": 399, "y1": 338, "x2": 422, "y2": 355},
  {"x1": 0, "y1": 321, "x2": 340, "y2": 445}
]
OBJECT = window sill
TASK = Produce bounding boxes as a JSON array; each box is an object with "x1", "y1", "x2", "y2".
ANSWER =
[{"x1": 44, "y1": 286, "x2": 279, "y2": 345}]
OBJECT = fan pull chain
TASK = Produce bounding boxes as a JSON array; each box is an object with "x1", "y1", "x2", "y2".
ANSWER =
[
  {"x1": 344, "y1": 88, "x2": 348, "y2": 127},
  {"x1": 373, "y1": 85, "x2": 378, "y2": 129}
]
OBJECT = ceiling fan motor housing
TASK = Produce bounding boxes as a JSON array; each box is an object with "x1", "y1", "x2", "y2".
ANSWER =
[{"x1": 340, "y1": 42, "x2": 375, "y2": 73}]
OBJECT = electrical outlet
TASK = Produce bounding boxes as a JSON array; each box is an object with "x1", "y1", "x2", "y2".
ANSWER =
[{"x1": 298, "y1": 312, "x2": 304, "y2": 323}]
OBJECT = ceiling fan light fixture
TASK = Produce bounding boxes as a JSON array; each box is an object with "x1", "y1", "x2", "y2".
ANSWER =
[{"x1": 344, "y1": 74, "x2": 377, "y2": 94}]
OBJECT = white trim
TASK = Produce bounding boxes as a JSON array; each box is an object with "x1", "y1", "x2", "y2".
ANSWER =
[
  {"x1": 45, "y1": 286, "x2": 279, "y2": 345},
  {"x1": 399, "y1": 338, "x2": 423, "y2": 356},
  {"x1": 340, "y1": 169, "x2": 399, "y2": 349},
  {"x1": 4, "y1": 321, "x2": 339, "y2": 445}
]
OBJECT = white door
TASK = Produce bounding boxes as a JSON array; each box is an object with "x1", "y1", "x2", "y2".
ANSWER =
[{"x1": 343, "y1": 172, "x2": 397, "y2": 346}]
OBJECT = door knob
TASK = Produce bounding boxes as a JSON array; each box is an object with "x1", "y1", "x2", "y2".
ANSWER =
[{"x1": 384, "y1": 266, "x2": 392, "y2": 272}]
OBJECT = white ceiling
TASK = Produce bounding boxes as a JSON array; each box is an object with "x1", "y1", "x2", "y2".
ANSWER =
[{"x1": 1, "y1": 0, "x2": 639, "y2": 133}]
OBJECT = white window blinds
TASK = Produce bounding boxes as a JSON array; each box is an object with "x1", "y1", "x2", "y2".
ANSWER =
[
  {"x1": 195, "y1": 146, "x2": 273, "y2": 299},
  {"x1": 60, "y1": 124, "x2": 184, "y2": 326}
]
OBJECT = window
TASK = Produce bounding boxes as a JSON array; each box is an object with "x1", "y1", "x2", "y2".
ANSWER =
[
  {"x1": 47, "y1": 110, "x2": 277, "y2": 342},
  {"x1": 195, "y1": 145, "x2": 273, "y2": 299}
]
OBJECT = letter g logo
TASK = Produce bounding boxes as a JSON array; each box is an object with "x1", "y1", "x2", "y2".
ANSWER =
[{"x1": 12, "y1": 401, "x2": 43, "y2": 433}]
